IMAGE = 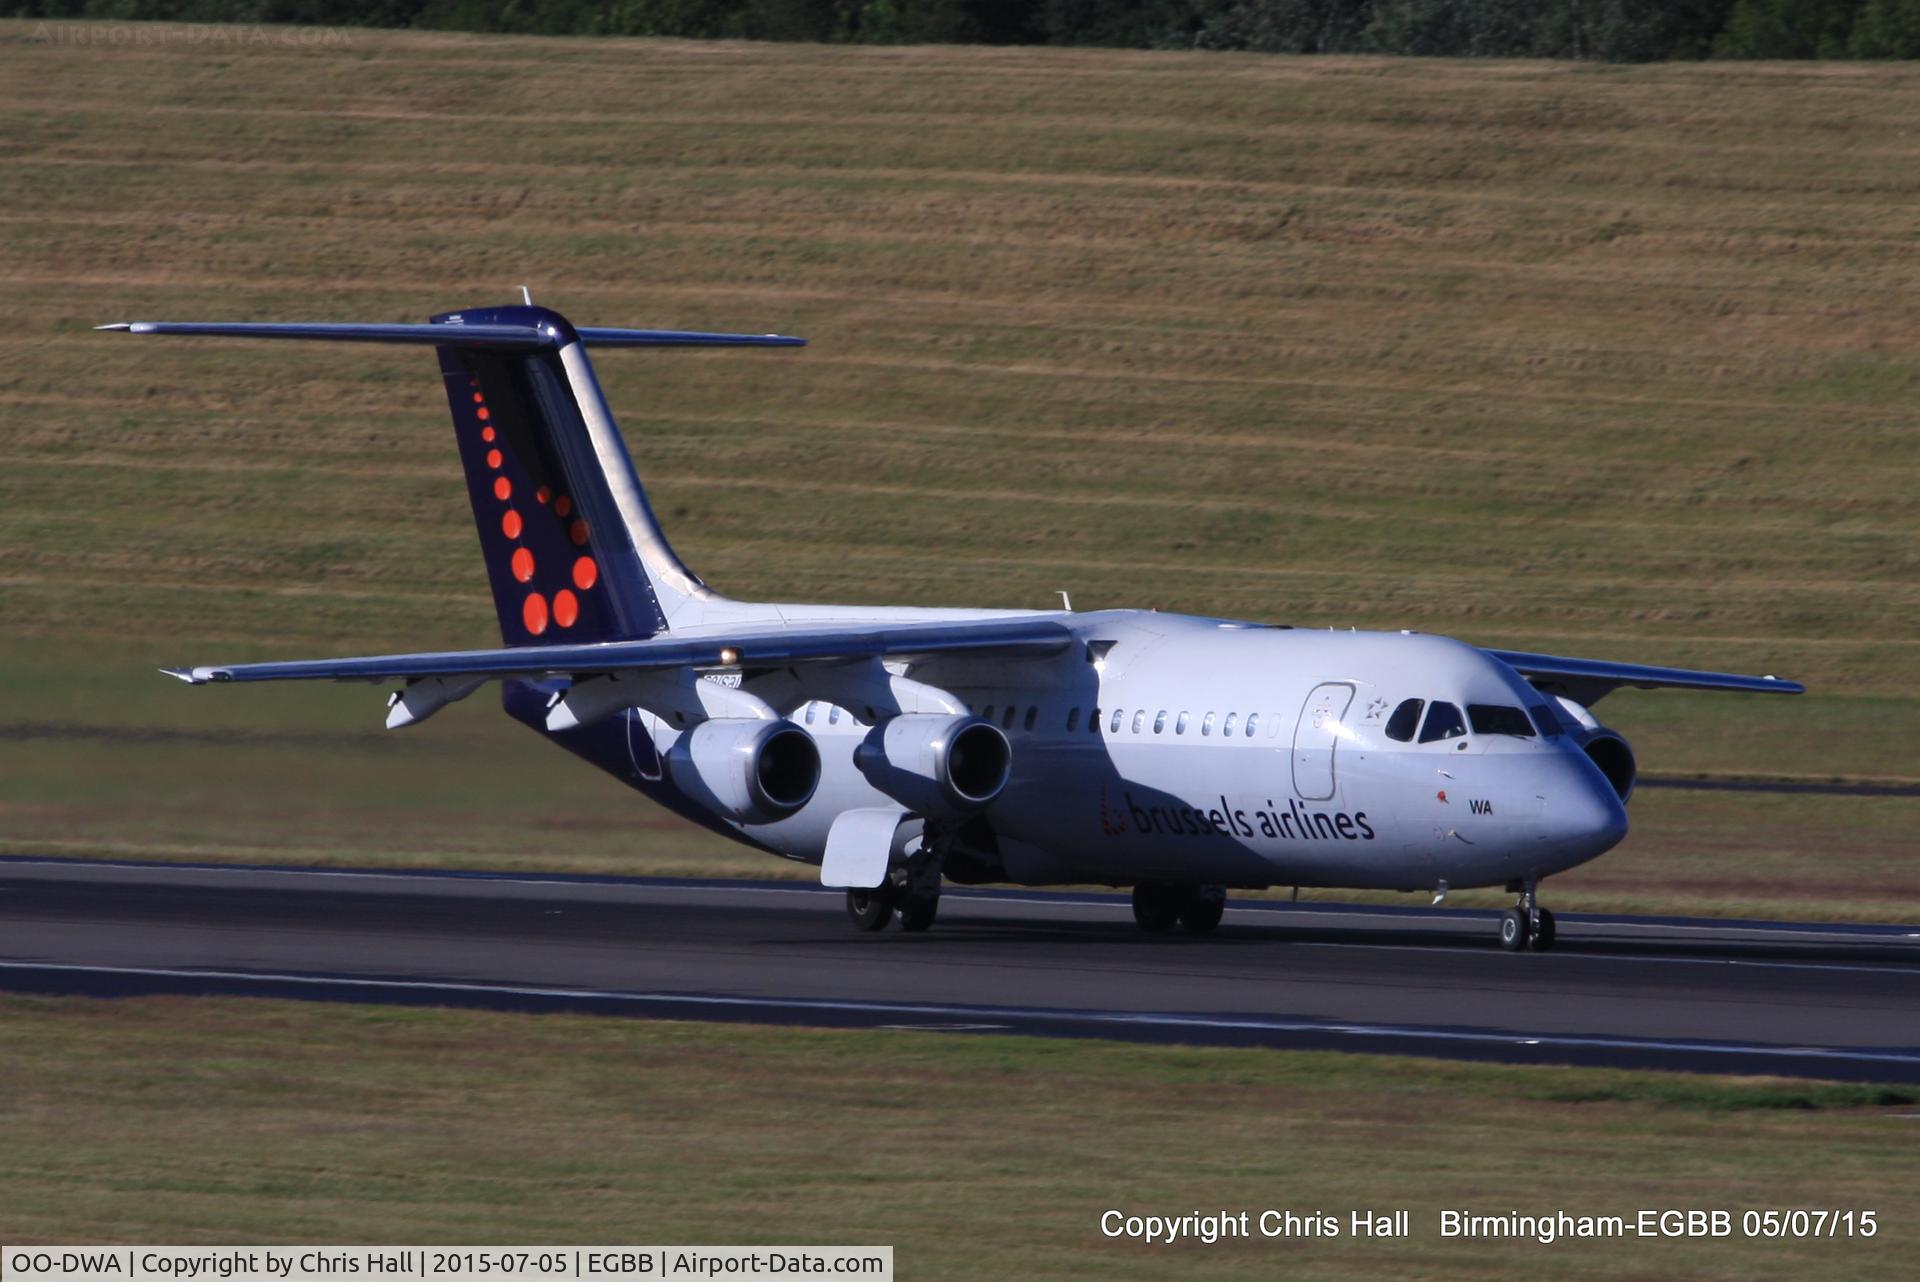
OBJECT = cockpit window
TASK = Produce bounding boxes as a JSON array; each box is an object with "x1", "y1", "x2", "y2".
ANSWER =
[
  {"x1": 1384, "y1": 698, "x2": 1424, "y2": 742},
  {"x1": 1418, "y1": 701, "x2": 1467, "y2": 743},
  {"x1": 1528, "y1": 704, "x2": 1562, "y2": 738},
  {"x1": 1468, "y1": 704, "x2": 1535, "y2": 738}
]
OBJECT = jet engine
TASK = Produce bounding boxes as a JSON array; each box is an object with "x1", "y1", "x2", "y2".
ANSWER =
[
  {"x1": 667, "y1": 718, "x2": 821, "y2": 825},
  {"x1": 1553, "y1": 696, "x2": 1637, "y2": 803},
  {"x1": 854, "y1": 714, "x2": 1011, "y2": 818}
]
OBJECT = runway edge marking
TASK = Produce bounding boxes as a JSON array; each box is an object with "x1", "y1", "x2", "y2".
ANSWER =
[
  {"x1": 2, "y1": 960, "x2": 1916, "y2": 1083},
  {"x1": 2, "y1": 856, "x2": 1915, "y2": 937}
]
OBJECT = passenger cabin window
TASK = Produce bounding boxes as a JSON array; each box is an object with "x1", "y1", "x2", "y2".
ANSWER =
[
  {"x1": 1024, "y1": 706, "x2": 1037, "y2": 732},
  {"x1": 804, "y1": 703, "x2": 817, "y2": 725},
  {"x1": 1090, "y1": 707, "x2": 1101, "y2": 734},
  {"x1": 1222, "y1": 712, "x2": 1238, "y2": 736},
  {"x1": 1418, "y1": 701, "x2": 1466, "y2": 743},
  {"x1": 828, "y1": 706, "x2": 841, "y2": 725},
  {"x1": 1245, "y1": 713, "x2": 1259, "y2": 737},
  {"x1": 1153, "y1": 710, "x2": 1167, "y2": 734},
  {"x1": 1202, "y1": 712, "x2": 1216, "y2": 737},
  {"x1": 1003, "y1": 705, "x2": 1017, "y2": 731},
  {"x1": 1066, "y1": 707, "x2": 1080, "y2": 732},
  {"x1": 1384, "y1": 698, "x2": 1424, "y2": 742},
  {"x1": 1529, "y1": 704, "x2": 1562, "y2": 738},
  {"x1": 1468, "y1": 704, "x2": 1535, "y2": 738},
  {"x1": 1176, "y1": 711, "x2": 1190, "y2": 735},
  {"x1": 1110, "y1": 709, "x2": 1124, "y2": 733},
  {"x1": 1132, "y1": 710, "x2": 1145, "y2": 734},
  {"x1": 983, "y1": 705, "x2": 995, "y2": 723}
]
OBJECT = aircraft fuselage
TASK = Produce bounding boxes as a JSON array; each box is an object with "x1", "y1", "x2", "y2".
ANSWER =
[{"x1": 512, "y1": 610, "x2": 1630, "y2": 895}]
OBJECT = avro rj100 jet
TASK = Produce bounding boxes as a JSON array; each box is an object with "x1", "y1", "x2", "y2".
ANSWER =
[{"x1": 104, "y1": 304, "x2": 1802, "y2": 951}]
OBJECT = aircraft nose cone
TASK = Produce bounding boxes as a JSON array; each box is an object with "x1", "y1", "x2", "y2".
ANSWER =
[{"x1": 1552, "y1": 757, "x2": 1629, "y2": 857}]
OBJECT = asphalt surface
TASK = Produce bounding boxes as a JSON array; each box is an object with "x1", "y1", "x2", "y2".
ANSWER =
[{"x1": 2, "y1": 857, "x2": 1917, "y2": 1082}]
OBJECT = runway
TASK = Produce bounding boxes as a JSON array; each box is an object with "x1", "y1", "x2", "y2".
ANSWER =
[{"x1": 2, "y1": 857, "x2": 1917, "y2": 1082}]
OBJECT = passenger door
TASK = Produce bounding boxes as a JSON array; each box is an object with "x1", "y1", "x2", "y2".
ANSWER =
[
  {"x1": 626, "y1": 708, "x2": 664, "y2": 781},
  {"x1": 1292, "y1": 682, "x2": 1354, "y2": 801}
]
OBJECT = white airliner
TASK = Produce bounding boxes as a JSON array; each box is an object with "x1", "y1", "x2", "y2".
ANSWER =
[{"x1": 105, "y1": 304, "x2": 1802, "y2": 951}]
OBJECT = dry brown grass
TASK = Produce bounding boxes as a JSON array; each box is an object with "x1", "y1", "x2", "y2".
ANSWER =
[{"x1": 1, "y1": 995, "x2": 1916, "y2": 1277}]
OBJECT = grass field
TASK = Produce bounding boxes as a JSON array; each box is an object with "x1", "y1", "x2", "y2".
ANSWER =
[
  {"x1": 0, "y1": 24, "x2": 1916, "y2": 914},
  {"x1": 2, "y1": 994, "x2": 1917, "y2": 1277}
]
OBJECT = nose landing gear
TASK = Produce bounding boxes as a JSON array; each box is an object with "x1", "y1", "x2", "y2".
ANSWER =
[{"x1": 1499, "y1": 881, "x2": 1557, "y2": 952}]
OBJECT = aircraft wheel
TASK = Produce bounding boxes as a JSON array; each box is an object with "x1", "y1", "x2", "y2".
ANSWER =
[
  {"x1": 1498, "y1": 907, "x2": 1531, "y2": 952},
  {"x1": 1131, "y1": 881, "x2": 1182, "y2": 934},
  {"x1": 847, "y1": 887, "x2": 894, "y2": 932},
  {"x1": 898, "y1": 891, "x2": 940, "y2": 933},
  {"x1": 1529, "y1": 907, "x2": 1556, "y2": 952},
  {"x1": 1179, "y1": 886, "x2": 1227, "y2": 936}
]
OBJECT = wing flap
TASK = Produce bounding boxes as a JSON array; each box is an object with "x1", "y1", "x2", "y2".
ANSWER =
[{"x1": 167, "y1": 617, "x2": 1074, "y2": 686}]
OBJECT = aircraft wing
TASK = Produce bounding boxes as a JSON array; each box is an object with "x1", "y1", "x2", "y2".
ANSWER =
[
  {"x1": 165, "y1": 616, "x2": 1074, "y2": 685},
  {"x1": 1485, "y1": 648, "x2": 1804, "y2": 706}
]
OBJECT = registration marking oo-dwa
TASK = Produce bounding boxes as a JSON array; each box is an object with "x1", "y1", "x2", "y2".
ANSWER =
[{"x1": 101, "y1": 303, "x2": 1801, "y2": 951}]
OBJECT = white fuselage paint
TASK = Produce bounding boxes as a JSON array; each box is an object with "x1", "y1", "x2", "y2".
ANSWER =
[{"x1": 642, "y1": 609, "x2": 1630, "y2": 893}]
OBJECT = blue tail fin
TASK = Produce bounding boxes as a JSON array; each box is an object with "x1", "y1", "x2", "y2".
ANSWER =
[{"x1": 434, "y1": 304, "x2": 667, "y2": 644}]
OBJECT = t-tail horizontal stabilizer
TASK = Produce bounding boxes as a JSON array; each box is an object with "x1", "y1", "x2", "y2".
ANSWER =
[
  {"x1": 107, "y1": 302, "x2": 807, "y2": 650},
  {"x1": 95, "y1": 321, "x2": 804, "y2": 349}
]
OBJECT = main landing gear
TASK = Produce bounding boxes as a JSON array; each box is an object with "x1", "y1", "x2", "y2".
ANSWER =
[
  {"x1": 1131, "y1": 881, "x2": 1227, "y2": 936},
  {"x1": 846, "y1": 879, "x2": 942, "y2": 933},
  {"x1": 845, "y1": 838, "x2": 944, "y2": 934},
  {"x1": 1498, "y1": 880, "x2": 1557, "y2": 953}
]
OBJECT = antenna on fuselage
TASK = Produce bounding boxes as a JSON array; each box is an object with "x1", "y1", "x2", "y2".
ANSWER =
[
  {"x1": 1057, "y1": 590, "x2": 1072, "y2": 611},
  {"x1": 519, "y1": 284, "x2": 534, "y2": 305}
]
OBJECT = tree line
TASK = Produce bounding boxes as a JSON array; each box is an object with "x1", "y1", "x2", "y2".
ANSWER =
[{"x1": 9, "y1": 0, "x2": 1920, "y2": 59}]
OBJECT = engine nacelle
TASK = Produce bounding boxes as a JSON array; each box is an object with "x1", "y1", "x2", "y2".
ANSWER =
[
  {"x1": 666, "y1": 718, "x2": 821, "y2": 825},
  {"x1": 1553, "y1": 696, "x2": 1636, "y2": 803},
  {"x1": 854, "y1": 714, "x2": 1011, "y2": 818},
  {"x1": 1580, "y1": 731, "x2": 1637, "y2": 804}
]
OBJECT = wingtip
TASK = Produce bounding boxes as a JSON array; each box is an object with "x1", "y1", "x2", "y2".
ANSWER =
[
  {"x1": 95, "y1": 322, "x2": 132, "y2": 332},
  {"x1": 159, "y1": 666, "x2": 200, "y2": 684}
]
